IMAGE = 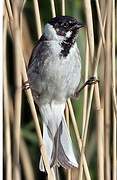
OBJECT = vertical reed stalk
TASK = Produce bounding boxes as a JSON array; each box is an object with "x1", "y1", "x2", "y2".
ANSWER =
[
  {"x1": 79, "y1": 0, "x2": 105, "y2": 179},
  {"x1": 65, "y1": 103, "x2": 72, "y2": 180},
  {"x1": 82, "y1": 34, "x2": 89, "y2": 138},
  {"x1": 3, "y1": 12, "x2": 12, "y2": 180},
  {"x1": 11, "y1": 2, "x2": 22, "y2": 180},
  {"x1": 62, "y1": 0, "x2": 65, "y2": 16},
  {"x1": 67, "y1": 100, "x2": 91, "y2": 180},
  {"x1": 33, "y1": 0, "x2": 42, "y2": 38},
  {"x1": 96, "y1": 109, "x2": 104, "y2": 180},
  {"x1": 83, "y1": 0, "x2": 94, "y2": 60},
  {"x1": 104, "y1": 1, "x2": 112, "y2": 179},
  {"x1": 112, "y1": 1, "x2": 116, "y2": 180},
  {"x1": 50, "y1": 0, "x2": 56, "y2": 17},
  {"x1": 79, "y1": 1, "x2": 94, "y2": 179},
  {"x1": 95, "y1": 0, "x2": 105, "y2": 46}
]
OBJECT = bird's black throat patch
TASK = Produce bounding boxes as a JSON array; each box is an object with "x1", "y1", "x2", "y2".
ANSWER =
[{"x1": 59, "y1": 30, "x2": 77, "y2": 58}]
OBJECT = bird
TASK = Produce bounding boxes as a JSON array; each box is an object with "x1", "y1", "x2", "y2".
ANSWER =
[{"x1": 27, "y1": 16, "x2": 85, "y2": 171}]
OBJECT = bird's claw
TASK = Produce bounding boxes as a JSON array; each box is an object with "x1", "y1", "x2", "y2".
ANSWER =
[
  {"x1": 85, "y1": 76, "x2": 99, "y2": 86},
  {"x1": 73, "y1": 77, "x2": 99, "y2": 98},
  {"x1": 23, "y1": 80, "x2": 30, "y2": 90}
]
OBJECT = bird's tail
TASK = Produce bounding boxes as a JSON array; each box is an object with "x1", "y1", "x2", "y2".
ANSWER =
[{"x1": 39, "y1": 102, "x2": 78, "y2": 171}]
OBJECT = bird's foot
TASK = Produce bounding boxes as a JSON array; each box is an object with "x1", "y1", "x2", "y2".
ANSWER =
[
  {"x1": 73, "y1": 76, "x2": 99, "y2": 98},
  {"x1": 23, "y1": 80, "x2": 30, "y2": 90},
  {"x1": 85, "y1": 77, "x2": 99, "y2": 86}
]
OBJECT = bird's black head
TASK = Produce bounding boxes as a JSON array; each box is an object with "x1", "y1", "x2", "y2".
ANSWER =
[
  {"x1": 48, "y1": 16, "x2": 84, "y2": 37},
  {"x1": 43, "y1": 16, "x2": 85, "y2": 57}
]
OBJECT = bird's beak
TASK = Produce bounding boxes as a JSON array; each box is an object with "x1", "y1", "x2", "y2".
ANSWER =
[
  {"x1": 70, "y1": 22, "x2": 86, "y2": 31},
  {"x1": 76, "y1": 22, "x2": 86, "y2": 29}
]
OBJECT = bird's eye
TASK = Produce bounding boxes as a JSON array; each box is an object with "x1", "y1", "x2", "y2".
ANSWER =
[{"x1": 64, "y1": 22, "x2": 69, "y2": 27}]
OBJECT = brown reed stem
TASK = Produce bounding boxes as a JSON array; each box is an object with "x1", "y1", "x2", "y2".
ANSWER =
[
  {"x1": 112, "y1": 1, "x2": 116, "y2": 180},
  {"x1": 79, "y1": 1, "x2": 94, "y2": 179},
  {"x1": 104, "y1": 1, "x2": 112, "y2": 179},
  {"x1": 3, "y1": 12, "x2": 12, "y2": 180},
  {"x1": 67, "y1": 99, "x2": 91, "y2": 180},
  {"x1": 82, "y1": 34, "x2": 89, "y2": 137},
  {"x1": 65, "y1": 103, "x2": 72, "y2": 180},
  {"x1": 33, "y1": 0, "x2": 42, "y2": 38},
  {"x1": 62, "y1": 0, "x2": 65, "y2": 16},
  {"x1": 5, "y1": 0, "x2": 13, "y2": 21},
  {"x1": 79, "y1": 1, "x2": 108, "y2": 179},
  {"x1": 96, "y1": 108, "x2": 104, "y2": 180},
  {"x1": 50, "y1": 0, "x2": 56, "y2": 17},
  {"x1": 10, "y1": 2, "x2": 23, "y2": 180},
  {"x1": 95, "y1": 0, "x2": 105, "y2": 46},
  {"x1": 83, "y1": 0, "x2": 94, "y2": 60}
]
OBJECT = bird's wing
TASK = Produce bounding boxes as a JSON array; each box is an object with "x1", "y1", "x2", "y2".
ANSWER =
[{"x1": 28, "y1": 35, "x2": 48, "y2": 68}]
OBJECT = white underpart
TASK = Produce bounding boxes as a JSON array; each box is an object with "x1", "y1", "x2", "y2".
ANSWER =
[{"x1": 66, "y1": 31, "x2": 72, "y2": 38}]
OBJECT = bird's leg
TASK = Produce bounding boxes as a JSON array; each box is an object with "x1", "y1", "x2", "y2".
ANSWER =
[
  {"x1": 74, "y1": 77, "x2": 99, "y2": 98},
  {"x1": 23, "y1": 80, "x2": 30, "y2": 90}
]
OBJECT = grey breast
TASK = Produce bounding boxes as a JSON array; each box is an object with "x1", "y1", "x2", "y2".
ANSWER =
[{"x1": 28, "y1": 41, "x2": 81, "y2": 103}]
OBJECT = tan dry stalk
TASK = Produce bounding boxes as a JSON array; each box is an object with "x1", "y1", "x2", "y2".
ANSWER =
[
  {"x1": 83, "y1": 0, "x2": 94, "y2": 60},
  {"x1": 95, "y1": 0, "x2": 105, "y2": 46},
  {"x1": 78, "y1": 10, "x2": 107, "y2": 179},
  {"x1": 82, "y1": 34, "x2": 89, "y2": 139},
  {"x1": 5, "y1": 0, "x2": 13, "y2": 21},
  {"x1": 67, "y1": 170, "x2": 72, "y2": 180},
  {"x1": 112, "y1": 91, "x2": 117, "y2": 120},
  {"x1": 11, "y1": 3, "x2": 22, "y2": 180},
  {"x1": 78, "y1": 85, "x2": 95, "y2": 180},
  {"x1": 96, "y1": 108, "x2": 104, "y2": 180},
  {"x1": 67, "y1": 99, "x2": 91, "y2": 180},
  {"x1": 104, "y1": 1, "x2": 112, "y2": 179},
  {"x1": 3, "y1": 13, "x2": 12, "y2": 180},
  {"x1": 65, "y1": 103, "x2": 72, "y2": 180},
  {"x1": 65, "y1": 103, "x2": 70, "y2": 127},
  {"x1": 79, "y1": 1, "x2": 94, "y2": 179},
  {"x1": 80, "y1": 5, "x2": 106, "y2": 178},
  {"x1": 99, "y1": 0, "x2": 106, "y2": 15},
  {"x1": 79, "y1": 2, "x2": 108, "y2": 180},
  {"x1": 94, "y1": 8, "x2": 107, "y2": 75},
  {"x1": 79, "y1": 0, "x2": 100, "y2": 179},
  {"x1": 62, "y1": 0, "x2": 65, "y2": 16},
  {"x1": 112, "y1": 0, "x2": 117, "y2": 180},
  {"x1": 20, "y1": 138, "x2": 35, "y2": 180},
  {"x1": 80, "y1": 33, "x2": 89, "y2": 180},
  {"x1": 33, "y1": 0, "x2": 42, "y2": 38},
  {"x1": 50, "y1": 0, "x2": 56, "y2": 17},
  {"x1": 20, "y1": 14, "x2": 33, "y2": 66}
]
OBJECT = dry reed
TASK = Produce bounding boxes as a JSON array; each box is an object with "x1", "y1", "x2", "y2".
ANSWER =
[
  {"x1": 3, "y1": 11, "x2": 12, "y2": 180},
  {"x1": 112, "y1": 1, "x2": 116, "y2": 180},
  {"x1": 104, "y1": 1, "x2": 112, "y2": 179}
]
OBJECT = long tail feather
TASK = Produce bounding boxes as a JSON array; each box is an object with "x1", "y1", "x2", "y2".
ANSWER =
[{"x1": 39, "y1": 102, "x2": 78, "y2": 171}]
